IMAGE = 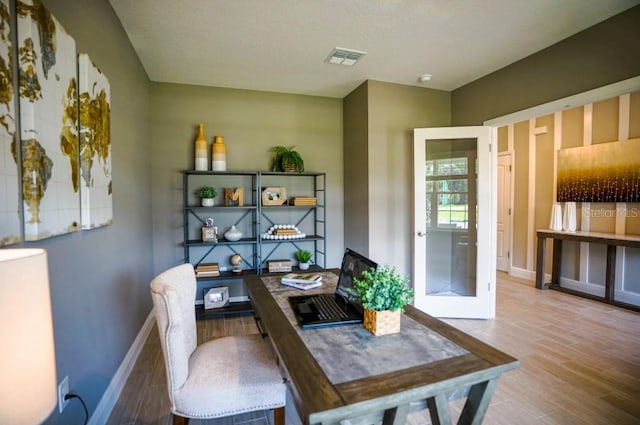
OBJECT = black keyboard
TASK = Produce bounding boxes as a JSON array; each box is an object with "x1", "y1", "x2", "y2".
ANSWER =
[{"x1": 314, "y1": 295, "x2": 348, "y2": 320}]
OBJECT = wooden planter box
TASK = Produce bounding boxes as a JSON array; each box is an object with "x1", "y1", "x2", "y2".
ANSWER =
[{"x1": 363, "y1": 308, "x2": 401, "y2": 336}]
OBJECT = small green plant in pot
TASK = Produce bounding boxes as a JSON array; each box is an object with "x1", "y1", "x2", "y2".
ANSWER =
[
  {"x1": 197, "y1": 186, "x2": 218, "y2": 207},
  {"x1": 354, "y1": 265, "x2": 414, "y2": 336},
  {"x1": 295, "y1": 249, "x2": 312, "y2": 270},
  {"x1": 270, "y1": 145, "x2": 304, "y2": 173}
]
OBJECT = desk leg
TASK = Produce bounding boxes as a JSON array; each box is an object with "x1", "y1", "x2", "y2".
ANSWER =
[
  {"x1": 382, "y1": 403, "x2": 410, "y2": 425},
  {"x1": 536, "y1": 236, "x2": 548, "y2": 289},
  {"x1": 427, "y1": 393, "x2": 452, "y2": 425},
  {"x1": 457, "y1": 378, "x2": 498, "y2": 425}
]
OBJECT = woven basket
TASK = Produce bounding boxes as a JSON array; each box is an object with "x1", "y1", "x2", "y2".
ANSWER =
[{"x1": 363, "y1": 308, "x2": 401, "y2": 336}]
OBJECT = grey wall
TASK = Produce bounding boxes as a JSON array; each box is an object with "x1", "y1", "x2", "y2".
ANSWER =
[
  {"x1": 23, "y1": 1, "x2": 153, "y2": 424},
  {"x1": 342, "y1": 80, "x2": 450, "y2": 275},
  {"x1": 343, "y1": 82, "x2": 370, "y2": 255},
  {"x1": 149, "y1": 83, "x2": 345, "y2": 274},
  {"x1": 452, "y1": 5, "x2": 640, "y2": 125}
]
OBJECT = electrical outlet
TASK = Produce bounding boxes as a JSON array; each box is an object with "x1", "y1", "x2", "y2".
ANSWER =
[{"x1": 58, "y1": 376, "x2": 69, "y2": 413}]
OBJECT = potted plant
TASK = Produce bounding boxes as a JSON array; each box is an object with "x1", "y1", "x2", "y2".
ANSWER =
[
  {"x1": 270, "y1": 145, "x2": 305, "y2": 173},
  {"x1": 353, "y1": 265, "x2": 414, "y2": 336},
  {"x1": 197, "y1": 186, "x2": 218, "y2": 207},
  {"x1": 295, "y1": 249, "x2": 312, "y2": 270}
]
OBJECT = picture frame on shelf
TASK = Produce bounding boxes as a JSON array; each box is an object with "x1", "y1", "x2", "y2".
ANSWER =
[{"x1": 262, "y1": 187, "x2": 287, "y2": 206}]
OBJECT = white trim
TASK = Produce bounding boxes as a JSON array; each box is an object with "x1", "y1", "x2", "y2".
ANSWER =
[
  {"x1": 509, "y1": 266, "x2": 536, "y2": 282},
  {"x1": 553, "y1": 112, "x2": 562, "y2": 202},
  {"x1": 88, "y1": 311, "x2": 155, "y2": 425},
  {"x1": 507, "y1": 124, "x2": 514, "y2": 152},
  {"x1": 579, "y1": 104, "x2": 592, "y2": 283},
  {"x1": 484, "y1": 76, "x2": 640, "y2": 127}
]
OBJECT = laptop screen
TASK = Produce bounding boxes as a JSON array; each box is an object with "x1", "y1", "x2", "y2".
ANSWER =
[{"x1": 335, "y1": 248, "x2": 377, "y2": 306}]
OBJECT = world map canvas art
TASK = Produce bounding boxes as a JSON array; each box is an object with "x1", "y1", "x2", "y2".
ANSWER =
[
  {"x1": 0, "y1": 0, "x2": 21, "y2": 246},
  {"x1": 79, "y1": 53, "x2": 112, "y2": 229},
  {"x1": 17, "y1": 0, "x2": 80, "y2": 240}
]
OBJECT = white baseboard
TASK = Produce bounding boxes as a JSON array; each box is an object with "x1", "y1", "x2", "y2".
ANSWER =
[
  {"x1": 88, "y1": 311, "x2": 155, "y2": 425},
  {"x1": 509, "y1": 266, "x2": 537, "y2": 282}
]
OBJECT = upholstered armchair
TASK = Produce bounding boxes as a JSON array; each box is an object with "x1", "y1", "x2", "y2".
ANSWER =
[{"x1": 150, "y1": 264, "x2": 286, "y2": 425}]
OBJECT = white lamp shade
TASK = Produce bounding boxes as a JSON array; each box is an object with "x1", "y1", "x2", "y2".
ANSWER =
[{"x1": 0, "y1": 249, "x2": 57, "y2": 424}]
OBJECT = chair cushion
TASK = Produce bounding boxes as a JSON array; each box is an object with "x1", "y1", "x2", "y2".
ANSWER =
[{"x1": 172, "y1": 334, "x2": 286, "y2": 418}]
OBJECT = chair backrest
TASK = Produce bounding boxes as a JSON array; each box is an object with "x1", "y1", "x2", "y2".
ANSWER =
[{"x1": 150, "y1": 263, "x2": 198, "y2": 394}]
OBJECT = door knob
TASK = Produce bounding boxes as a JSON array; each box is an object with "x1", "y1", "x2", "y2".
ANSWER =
[{"x1": 417, "y1": 231, "x2": 427, "y2": 237}]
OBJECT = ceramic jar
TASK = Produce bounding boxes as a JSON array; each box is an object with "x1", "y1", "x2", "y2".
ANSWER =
[
  {"x1": 212, "y1": 135, "x2": 226, "y2": 171},
  {"x1": 224, "y1": 225, "x2": 242, "y2": 241},
  {"x1": 194, "y1": 124, "x2": 208, "y2": 171}
]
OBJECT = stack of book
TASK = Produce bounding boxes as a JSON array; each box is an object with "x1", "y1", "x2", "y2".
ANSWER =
[
  {"x1": 292, "y1": 197, "x2": 317, "y2": 206},
  {"x1": 281, "y1": 273, "x2": 323, "y2": 290},
  {"x1": 195, "y1": 263, "x2": 220, "y2": 277}
]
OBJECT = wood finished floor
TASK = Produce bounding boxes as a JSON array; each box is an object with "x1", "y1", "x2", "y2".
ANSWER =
[{"x1": 107, "y1": 273, "x2": 640, "y2": 425}]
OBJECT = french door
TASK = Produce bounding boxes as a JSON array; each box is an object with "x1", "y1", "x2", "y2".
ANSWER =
[{"x1": 413, "y1": 127, "x2": 496, "y2": 318}]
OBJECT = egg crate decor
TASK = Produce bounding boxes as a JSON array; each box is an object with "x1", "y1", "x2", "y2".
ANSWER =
[{"x1": 262, "y1": 224, "x2": 306, "y2": 240}]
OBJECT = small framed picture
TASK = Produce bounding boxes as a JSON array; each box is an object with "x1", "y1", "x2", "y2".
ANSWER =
[
  {"x1": 202, "y1": 226, "x2": 218, "y2": 242},
  {"x1": 262, "y1": 187, "x2": 287, "y2": 206}
]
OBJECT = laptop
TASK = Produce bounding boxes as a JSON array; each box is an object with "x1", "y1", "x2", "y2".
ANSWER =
[{"x1": 289, "y1": 248, "x2": 377, "y2": 329}]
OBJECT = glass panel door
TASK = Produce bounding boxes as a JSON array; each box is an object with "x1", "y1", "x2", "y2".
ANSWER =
[{"x1": 413, "y1": 127, "x2": 495, "y2": 318}]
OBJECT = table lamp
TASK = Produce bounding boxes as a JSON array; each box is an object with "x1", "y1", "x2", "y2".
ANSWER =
[{"x1": 0, "y1": 249, "x2": 57, "y2": 424}]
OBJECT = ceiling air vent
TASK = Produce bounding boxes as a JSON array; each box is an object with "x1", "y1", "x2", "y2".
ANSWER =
[{"x1": 326, "y1": 47, "x2": 366, "y2": 66}]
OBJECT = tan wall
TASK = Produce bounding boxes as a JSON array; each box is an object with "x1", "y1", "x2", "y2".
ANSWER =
[
  {"x1": 511, "y1": 121, "x2": 530, "y2": 268},
  {"x1": 150, "y1": 84, "x2": 345, "y2": 269}
]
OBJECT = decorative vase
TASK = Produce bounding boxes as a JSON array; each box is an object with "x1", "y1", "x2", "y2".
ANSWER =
[
  {"x1": 563, "y1": 202, "x2": 576, "y2": 232},
  {"x1": 201, "y1": 198, "x2": 214, "y2": 207},
  {"x1": 212, "y1": 135, "x2": 226, "y2": 171},
  {"x1": 299, "y1": 262, "x2": 310, "y2": 271},
  {"x1": 224, "y1": 225, "x2": 242, "y2": 241},
  {"x1": 194, "y1": 124, "x2": 208, "y2": 171},
  {"x1": 363, "y1": 309, "x2": 401, "y2": 336},
  {"x1": 549, "y1": 204, "x2": 563, "y2": 231}
]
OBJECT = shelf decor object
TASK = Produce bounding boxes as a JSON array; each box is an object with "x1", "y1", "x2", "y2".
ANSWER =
[
  {"x1": 270, "y1": 145, "x2": 304, "y2": 173},
  {"x1": 78, "y1": 52, "x2": 112, "y2": 230},
  {"x1": 262, "y1": 187, "x2": 287, "y2": 205},
  {"x1": 0, "y1": 249, "x2": 57, "y2": 424},
  {"x1": 549, "y1": 204, "x2": 563, "y2": 231},
  {"x1": 18, "y1": 0, "x2": 80, "y2": 240},
  {"x1": 194, "y1": 124, "x2": 208, "y2": 171},
  {"x1": 563, "y1": 202, "x2": 577, "y2": 232},
  {"x1": 224, "y1": 225, "x2": 242, "y2": 241},
  {"x1": 212, "y1": 135, "x2": 226, "y2": 171},
  {"x1": 202, "y1": 217, "x2": 218, "y2": 242},
  {"x1": 224, "y1": 187, "x2": 244, "y2": 206}
]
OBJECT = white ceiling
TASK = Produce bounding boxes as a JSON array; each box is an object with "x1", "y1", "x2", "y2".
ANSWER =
[{"x1": 109, "y1": 0, "x2": 640, "y2": 98}]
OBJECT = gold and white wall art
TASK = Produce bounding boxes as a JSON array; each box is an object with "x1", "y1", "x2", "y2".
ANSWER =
[
  {"x1": 17, "y1": 0, "x2": 79, "y2": 240},
  {"x1": 79, "y1": 53, "x2": 112, "y2": 229},
  {"x1": 0, "y1": 0, "x2": 21, "y2": 246}
]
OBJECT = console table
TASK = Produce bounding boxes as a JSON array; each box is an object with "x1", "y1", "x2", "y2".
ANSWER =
[{"x1": 535, "y1": 229, "x2": 640, "y2": 310}]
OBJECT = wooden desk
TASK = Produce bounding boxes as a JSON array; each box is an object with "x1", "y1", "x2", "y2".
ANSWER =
[
  {"x1": 244, "y1": 271, "x2": 519, "y2": 425},
  {"x1": 535, "y1": 229, "x2": 640, "y2": 310}
]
